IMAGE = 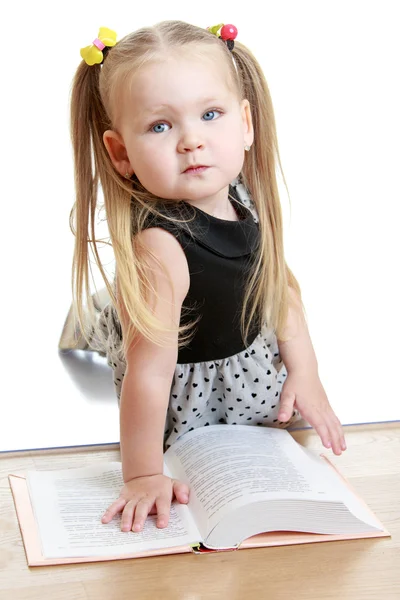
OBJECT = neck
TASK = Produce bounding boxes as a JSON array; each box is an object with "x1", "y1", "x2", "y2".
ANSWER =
[{"x1": 184, "y1": 186, "x2": 239, "y2": 221}]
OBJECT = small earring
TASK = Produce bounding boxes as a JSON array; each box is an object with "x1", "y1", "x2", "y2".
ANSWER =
[
  {"x1": 244, "y1": 145, "x2": 251, "y2": 151},
  {"x1": 125, "y1": 172, "x2": 131, "y2": 179}
]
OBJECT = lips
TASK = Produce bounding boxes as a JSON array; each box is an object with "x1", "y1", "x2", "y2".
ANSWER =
[{"x1": 183, "y1": 165, "x2": 208, "y2": 173}]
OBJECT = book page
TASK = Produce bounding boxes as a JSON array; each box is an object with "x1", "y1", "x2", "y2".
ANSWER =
[
  {"x1": 27, "y1": 462, "x2": 201, "y2": 558},
  {"x1": 164, "y1": 425, "x2": 377, "y2": 535}
]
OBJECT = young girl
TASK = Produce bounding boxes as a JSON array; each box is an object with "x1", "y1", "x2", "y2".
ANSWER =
[{"x1": 61, "y1": 20, "x2": 346, "y2": 534}]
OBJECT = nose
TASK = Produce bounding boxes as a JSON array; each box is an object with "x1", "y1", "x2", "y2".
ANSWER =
[{"x1": 177, "y1": 126, "x2": 205, "y2": 153}]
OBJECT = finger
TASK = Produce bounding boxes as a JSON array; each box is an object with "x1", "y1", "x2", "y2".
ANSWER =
[
  {"x1": 121, "y1": 500, "x2": 137, "y2": 532},
  {"x1": 333, "y1": 416, "x2": 347, "y2": 451},
  {"x1": 319, "y1": 411, "x2": 344, "y2": 455},
  {"x1": 329, "y1": 419, "x2": 346, "y2": 455},
  {"x1": 328, "y1": 427, "x2": 342, "y2": 455},
  {"x1": 148, "y1": 503, "x2": 158, "y2": 515},
  {"x1": 101, "y1": 498, "x2": 128, "y2": 524},
  {"x1": 278, "y1": 392, "x2": 295, "y2": 421},
  {"x1": 155, "y1": 495, "x2": 172, "y2": 528},
  {"x1": 172, "y1": 480, "x2": 190, "y2": 503},
  {"x1": 132, "y1": 498, "x2": 153, "y2": 532},
  {"x1": 317, "y1": 416, "x2": 346, "y2": 454},
  {"x1": 313, "y1": 420, "x2": 332, "y2": 450}
]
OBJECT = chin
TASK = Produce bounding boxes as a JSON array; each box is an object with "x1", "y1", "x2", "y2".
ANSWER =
[{"x1": 182, "y1": 182, "x2": 231, "y2": 200}]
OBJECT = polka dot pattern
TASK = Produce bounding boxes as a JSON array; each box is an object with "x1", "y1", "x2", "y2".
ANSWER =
[{"x1": 100, "y1": 315, "x2": 302, "y2": 451}]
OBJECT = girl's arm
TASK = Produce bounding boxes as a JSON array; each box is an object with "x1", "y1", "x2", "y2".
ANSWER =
[
  {"x1": 277, "y1": 287, "x2": 346, "y2": 455},
  {"x1": 117, "y1": 227, "x2": 190, "y2": 482},
  {"x1": 277, "y1": 287, "x2": 318, "y2": 375}
]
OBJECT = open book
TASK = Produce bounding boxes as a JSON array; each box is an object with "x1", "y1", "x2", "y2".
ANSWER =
[{"x1": 9, "y1": 424, "x2": 390, "y2": 566}]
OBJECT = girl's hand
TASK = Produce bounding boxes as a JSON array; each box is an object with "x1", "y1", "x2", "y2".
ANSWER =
[
  {"x1": 101, "y1": 474, "x2": 190, "y2": 532},
  {"x1": 278, "y1": 370, "x2": 347, "y2": 455}
]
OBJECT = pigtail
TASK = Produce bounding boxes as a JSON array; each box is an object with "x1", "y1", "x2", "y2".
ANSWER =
[
  {"x1": 69, "y1": 57, "x2": 135, "y2": 354},
  {"x1": 231, "y1": 42, "x2": 306, "y2": 344},
  {"x1": 69, "y1": 60, "x2": 105, "y2": 347}
]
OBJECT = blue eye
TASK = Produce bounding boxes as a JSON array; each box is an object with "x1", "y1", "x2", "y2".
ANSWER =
[
  {"x1": 203, "y1": 110, "x2": 221, "y2": 121},
  {"x1": 152, "y1": 122, "x2": 170, "y2": 133}
]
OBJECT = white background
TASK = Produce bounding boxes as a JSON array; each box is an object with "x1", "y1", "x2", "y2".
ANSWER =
[{"x1": 1, "y1": 0, "x2": 399, "y2": 452}]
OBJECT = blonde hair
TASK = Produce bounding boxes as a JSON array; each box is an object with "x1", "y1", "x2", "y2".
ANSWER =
[{"x1": 69, "y1": 20, "x2": 306, "y2": 359}]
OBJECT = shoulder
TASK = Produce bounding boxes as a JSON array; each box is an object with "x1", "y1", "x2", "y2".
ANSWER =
[{"x1": 135, "y1": 226, "x2": 190, "y2": 301}]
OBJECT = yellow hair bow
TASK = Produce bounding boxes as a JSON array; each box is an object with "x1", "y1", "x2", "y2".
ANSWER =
[
  {"x1": 207, "y1": 23, "x2": 224, "y2": 36},
  {"x1": 80, "y1": 27, "x2": 117, "y2": 66}
]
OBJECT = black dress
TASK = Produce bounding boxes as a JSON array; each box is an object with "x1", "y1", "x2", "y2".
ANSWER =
[{"x1": 100, "y1": 183, "x2": 301, "y2": 449}]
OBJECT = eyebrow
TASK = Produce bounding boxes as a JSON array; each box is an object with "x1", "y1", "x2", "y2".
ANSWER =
[{"x1": 141, "y1": 98, "x2": 222, "y2": 117}]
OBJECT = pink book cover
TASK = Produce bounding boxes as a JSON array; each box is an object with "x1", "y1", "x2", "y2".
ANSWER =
[{"x1": 8, "y1": 454, "x2": 391, "y2": 567}]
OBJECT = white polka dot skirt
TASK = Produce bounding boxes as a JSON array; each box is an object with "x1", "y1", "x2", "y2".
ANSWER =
[
  {"x1": 95, "y1": 306, "x2": 302, "y2": 451},
  {"x1": 164, "y1": 324, "x2": 302, "y2": 449}
]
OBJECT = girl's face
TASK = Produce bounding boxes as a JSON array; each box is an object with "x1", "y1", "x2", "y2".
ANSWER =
[{"x1": 103, "y1": 51, "x2": 253, "y2": 207}]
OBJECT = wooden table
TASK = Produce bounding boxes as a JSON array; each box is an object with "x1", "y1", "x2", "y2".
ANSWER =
[{"x1": 1, "y1": 422, "x2": 399, "y2": 599}]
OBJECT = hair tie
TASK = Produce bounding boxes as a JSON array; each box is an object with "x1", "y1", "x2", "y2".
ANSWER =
[
  {"x1": 207, "y1": 23, "x2": 238, "y2": 51},
  {"x1": 80, "y1": 27, "x2": 118, "y2": 66}
]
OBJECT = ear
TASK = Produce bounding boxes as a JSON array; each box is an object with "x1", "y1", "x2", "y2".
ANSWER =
[
  {"x1": 240, "y1": 99, "x2": 254, "y2": 148},
  {"x1": 103, "y1": 130, "x2": 133, "y2": 177}
]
